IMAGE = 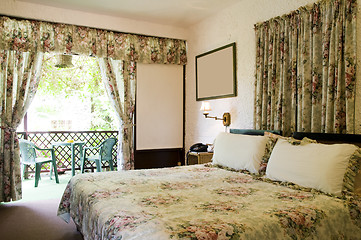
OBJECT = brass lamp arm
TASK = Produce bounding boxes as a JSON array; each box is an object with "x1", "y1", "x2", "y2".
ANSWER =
[
  {"x1": 204, "y1": 114, "x2": 223, "y2": 121},
  {"x1": 203, "y1": 112, "x2": 231, "y2": 126}
]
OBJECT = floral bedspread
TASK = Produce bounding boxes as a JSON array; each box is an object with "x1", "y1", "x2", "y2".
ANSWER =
[{"x1": 58, "y1": 165, "x2": 361, "y2": 240}]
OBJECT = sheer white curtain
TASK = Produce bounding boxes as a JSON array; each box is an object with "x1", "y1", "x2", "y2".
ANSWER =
[{"x1": 98, "y1": 58, "x2": 136, "y2": 170}]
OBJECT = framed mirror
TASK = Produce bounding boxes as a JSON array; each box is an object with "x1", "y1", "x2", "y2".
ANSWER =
[{"x1": 196, "y1": 42, "x2": 237, "y2": 101}]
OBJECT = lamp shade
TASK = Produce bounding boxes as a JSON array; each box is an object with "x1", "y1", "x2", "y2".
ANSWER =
[
  {"x1": 55, "y1": 54, "x2": 74, "y2": 68},
  {"x1": 200, "y1": 101, "x2": 211, "y2": 112}
]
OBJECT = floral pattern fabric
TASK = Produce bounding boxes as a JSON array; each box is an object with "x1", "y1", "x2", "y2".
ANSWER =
[
  {"x1": 0, "y1": 50, "x2": 44, "y2": 202},
  {"x1": 343, "y1": 148, "x2": 361, "y2": 194},
  {"x1": 0, "y1": 15, "x2": 187, "y2": 200},
  {"x1": 98, "y1": 59, "x2": 136, "y2": 170},
  {"x1": 58, "y1": 165, "x2": 361, "y2": 240},
  {"x1": 254, "y1": 0, "x2": 357, "y2": 135},
  {"x1": 0, "y1": 16, "x2": 187, "y2": 65}
]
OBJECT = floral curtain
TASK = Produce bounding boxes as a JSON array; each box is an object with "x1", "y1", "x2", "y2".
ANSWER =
[
  {"x1": 254, "y1": 14, "x2": 299, "y2": 136},
  {"x1": 254, "y1": 0, "x2": 357, "y2": 135},
  {"x1": 98, "y1": 59, "x2": 136, "y2": 170},
  {"x1": 0, "y1": 50, "x2": 44, "y2": 202},
  {"x1": 0, "y1": 15, "x2": 187, "y2": 200},
  {"x1": 0, "y1": 16, "x2": 187, "y2": 65}
]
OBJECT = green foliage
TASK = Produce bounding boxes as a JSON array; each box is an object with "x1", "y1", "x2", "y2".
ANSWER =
[
  {"x1": 39, "y1": 54, "x2": 100, "y2": 98},
  {"x1": 36, "y1": 53, "x2": 117, "y2": 130}
]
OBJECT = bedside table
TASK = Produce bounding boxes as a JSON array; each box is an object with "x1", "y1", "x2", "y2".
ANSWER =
[{"x1": 187, "y1": 152, "x2": 213, "y2": 165}]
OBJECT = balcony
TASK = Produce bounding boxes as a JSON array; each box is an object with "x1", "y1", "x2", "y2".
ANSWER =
[{"x1": 18, "y1": 130, "x2": 118, "y2": 174}]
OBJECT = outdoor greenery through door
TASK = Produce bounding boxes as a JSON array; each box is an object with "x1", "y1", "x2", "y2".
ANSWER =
[{"x1": 21, "y1": 53, "x2": 118, "y2": 132}]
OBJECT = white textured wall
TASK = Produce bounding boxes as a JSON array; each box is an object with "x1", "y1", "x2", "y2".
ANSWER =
[
  {"x1": 185, "y1": 0, "x2": 361, "y2": 151},
  {"x1": 0, "y1": 0, "x2": 187, "y2": 39}
]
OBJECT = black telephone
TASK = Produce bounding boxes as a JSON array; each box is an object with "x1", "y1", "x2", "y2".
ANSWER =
[{"x1": 190, "y1": 143, "x2": 208, "y2": 152}]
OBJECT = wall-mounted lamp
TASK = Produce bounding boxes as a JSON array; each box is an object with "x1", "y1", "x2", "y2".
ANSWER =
[{"x1": 200, "y1": 101, "x2": 231, "y2": 126}]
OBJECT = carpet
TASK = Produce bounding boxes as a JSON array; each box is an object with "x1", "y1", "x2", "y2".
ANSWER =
[{"x1": 0, "y1": 198, "x2": 83, "y2": 240}]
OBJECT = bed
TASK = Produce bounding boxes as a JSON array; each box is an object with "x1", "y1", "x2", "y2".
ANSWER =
[{"x1": 58, "y1": 130, "x2": 361, "y2": 240}]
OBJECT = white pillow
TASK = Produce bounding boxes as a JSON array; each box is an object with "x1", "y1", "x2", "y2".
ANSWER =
[
  {"x1": 212, "y1": 132, "x2": 268, "y2": 173},
  {"x1": 266, "y1": 138, "x2": 358, "y2": 195}
]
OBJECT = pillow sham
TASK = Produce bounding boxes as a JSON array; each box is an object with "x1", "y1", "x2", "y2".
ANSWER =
[
  {"x1": 260, "y1": 132, "x2": 316, "y2": 175},
  {"x1": 343, "y1": 148, "x2": 361, "y2": 194},
  {"x1": 266, "y1": 138, "x2": 358, "y2": 196},
  {"x1": 353, "y1": 170, "x2": 361, "y2": 194},
  {"x1": 212, "y1": 132, "x2": 268, "y2": 174}
]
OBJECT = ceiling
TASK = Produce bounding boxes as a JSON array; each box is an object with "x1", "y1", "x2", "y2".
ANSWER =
[{"x1": 19, "y1": 0, "x2": 242, "y2": 27}]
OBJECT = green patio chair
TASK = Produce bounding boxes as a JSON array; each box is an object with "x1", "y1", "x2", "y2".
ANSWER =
[
  {"x1": 81, "y1": 138, "x2": 117, "y2": 173},
  {"x1": 19, "y1": 139, "x2": 59, "y2": 187}
]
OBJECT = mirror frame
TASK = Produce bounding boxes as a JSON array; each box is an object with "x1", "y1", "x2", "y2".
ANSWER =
[{"x1": 196, "y1": 42, "x2": 237, "y2": 101}]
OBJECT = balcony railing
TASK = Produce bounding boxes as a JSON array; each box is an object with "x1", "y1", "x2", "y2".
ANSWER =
[{"x1": 17, "y1": 131, "x2": 118, "y2": 173}]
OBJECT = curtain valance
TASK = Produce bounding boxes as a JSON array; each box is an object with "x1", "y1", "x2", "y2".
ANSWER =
[{"x1": 0, "y1": 16, "x2": 187, "y2": 65}]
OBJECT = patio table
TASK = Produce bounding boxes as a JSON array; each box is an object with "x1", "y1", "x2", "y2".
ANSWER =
[{"x1": 51, "y1": 141, "x2": 85, "y2": 176}]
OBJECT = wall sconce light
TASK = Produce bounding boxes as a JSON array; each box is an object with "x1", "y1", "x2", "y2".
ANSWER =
[{"x1": 200, "y1": 101, "x2": 231, "y2": 126}]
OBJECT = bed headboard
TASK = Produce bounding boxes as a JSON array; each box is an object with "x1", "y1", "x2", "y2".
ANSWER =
[
  {"x1": 292, "y1": 132, "x2": 361, "y2": 148},
  {"x1": 230, "y1": 129, "x2": 281, "y2": 136}
]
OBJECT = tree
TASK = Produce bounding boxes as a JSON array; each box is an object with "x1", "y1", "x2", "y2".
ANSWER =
[{"x1": 34, "y1": 53, "x2": 117, "y2": 130}]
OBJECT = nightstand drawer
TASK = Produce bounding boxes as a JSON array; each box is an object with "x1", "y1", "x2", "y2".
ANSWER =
[{"x1": 187, "y1": 152, "x2": 213, "y2": 165}]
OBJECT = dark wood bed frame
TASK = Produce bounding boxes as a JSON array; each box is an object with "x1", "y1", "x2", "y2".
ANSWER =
[
  {"x1": 230, "y1": 129, "x2": 361, "y2": 147},
  {"x1": 292, "y1": 132, "x2": 361, "y2": 147}
]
